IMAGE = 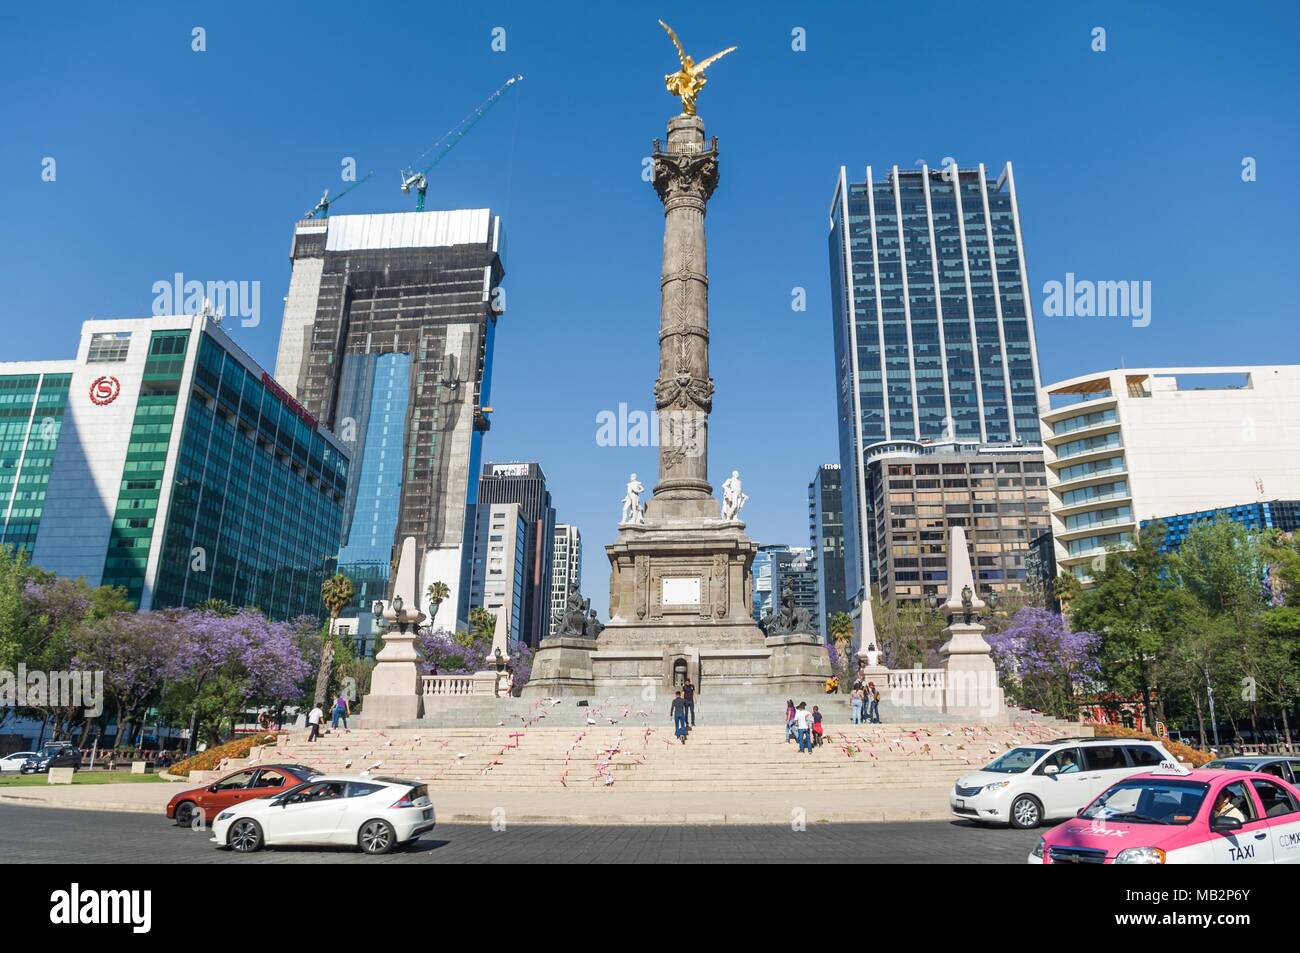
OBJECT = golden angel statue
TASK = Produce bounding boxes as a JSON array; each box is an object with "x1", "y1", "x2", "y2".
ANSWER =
[{"x1": 659, "y1": 20, "x2": 737, "y2": 117}]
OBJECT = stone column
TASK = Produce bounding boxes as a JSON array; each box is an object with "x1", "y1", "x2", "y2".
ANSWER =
[
  {"x1": 360, "y1": 536, "x2": 425, "y2": 726},
  {"x1": 937, "y1": 525, "x2": 1005, "y2": 719},
  {"x1": 650, "y1": 115, "x2": 718, "y2": 505}
]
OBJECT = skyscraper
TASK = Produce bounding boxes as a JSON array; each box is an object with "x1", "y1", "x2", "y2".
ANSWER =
[
  {"x1": 475, "y1": 462, "x2": 555, "y2": 647},
  {"x1": 548, "y1": 523, "x2": 582, "y2": 637},
  {"x1": 829, "y1": 163, "x2": 1043, "y2": 615},
  {"x1": 808, "y1": 464, "x2": 850, "y2": 634},
  {"x1": 466, "y1": 502, "x2": 527, "y2": 641},
  {"x1": 272, "y1": 209, "x2": 504, "y2": 626},
  {"x1": 751, "y1": 545, "x2": 819, "y2": 633}
]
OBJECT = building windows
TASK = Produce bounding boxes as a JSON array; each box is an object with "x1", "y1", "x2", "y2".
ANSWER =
[
  {"x1": 1055, "y1": 431, "x2": 1122, "y2": 460},
  {"x1": 1057, "y1": 455, "x2": 1126, "y2": 484},
  {"x1": 1064, "y1": 505, "x2": 1133, "y2": 532},
  {"x1": 1061, "y1": 480, "x2": 1129, "y2": 507},
  {"x1": 87, "y1": 332, "x2": 132, "y2": 363}
]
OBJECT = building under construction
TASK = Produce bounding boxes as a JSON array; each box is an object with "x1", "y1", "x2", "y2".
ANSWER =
[{"x1": 273, "y1": 209, "x2": 505, "y2": 629}]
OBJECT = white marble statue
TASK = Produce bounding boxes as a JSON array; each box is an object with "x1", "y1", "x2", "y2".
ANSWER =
[
  {"x1": 621, "y1": 473, "x2": 646, "y2": 524},
  {"x1": 721, "y1": 469, "x2": 748, "y2": 520}
]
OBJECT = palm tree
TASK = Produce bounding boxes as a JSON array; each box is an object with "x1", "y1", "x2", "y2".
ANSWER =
[
  {"x1": 194, "y1": 598, "x2": 237, "y2": 617},
  {"x1": 316, "y1": 573, "x2": 355, "y2": 708},
  {"x1": 828, "y1": 611, "x2": 855, "y2": 684},
  {"x1": 426, "y1": 580, "x2": 450, "y2": 625}
]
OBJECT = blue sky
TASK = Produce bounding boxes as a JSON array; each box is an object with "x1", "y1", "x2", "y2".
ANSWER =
[{"x1": 4, "y1": 2, "x2": 1298, "y2": 615}]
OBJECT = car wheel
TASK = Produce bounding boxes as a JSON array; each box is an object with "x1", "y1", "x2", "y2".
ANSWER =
[
  {"x1": 1010, "y1": 795, "x2": 1043, "y2": 830},
  {"x1": 228, "y1": 819, "x2": 264, "y2": 853},
  {"x1": 174, "y1": 801, "x2": 199, "y2": 828},
  {"x1": 359, "y1": 819, "x2": 396, "y2": 855}
]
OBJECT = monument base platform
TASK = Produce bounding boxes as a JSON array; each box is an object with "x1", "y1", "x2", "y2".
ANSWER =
[{"x1": 359, "y1": 693, "x2": 423, "y2": 728}]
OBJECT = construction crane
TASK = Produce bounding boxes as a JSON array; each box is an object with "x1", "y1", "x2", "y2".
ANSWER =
[
  {"x1": 400, "y1": 75, "x2": 523, "y2": 211},
  {"x1": 305, "y1": 170, "x2": 374, "y2": 220}
]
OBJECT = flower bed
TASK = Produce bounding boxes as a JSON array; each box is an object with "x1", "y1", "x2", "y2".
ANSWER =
[
  {"x1": 1091, "y1": 724, "x2": 1213, "y2": 767},
  {"x1": 167, "y1": 733, "x2": 279, "y2": 778}
]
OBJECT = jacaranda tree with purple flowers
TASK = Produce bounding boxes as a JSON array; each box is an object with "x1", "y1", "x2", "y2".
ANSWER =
[
  {"x1": 417, "y1": 623, "x2": 533, "y2": 694},
  {"x1": 71, "y1": 610, "x2": 179, "y2": 748},
  {"x1": 986, "y1": 607, "x2": 1100, "y2": 720},
  {"x1": 162, "y1": 608, "x2": 311, "y2": 750}
]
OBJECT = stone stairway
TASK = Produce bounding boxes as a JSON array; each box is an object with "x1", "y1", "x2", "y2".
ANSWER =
[
  {"x1": 405, "y1": 693, "x2": 1078, "y2": 729},
  {"x1": 272, "y1": 717, "x2": 1090, "y2": 792}
]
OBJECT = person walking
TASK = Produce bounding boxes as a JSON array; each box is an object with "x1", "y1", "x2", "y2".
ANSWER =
[
  {"x1": 811, "y1": 705, "x2": 824, "y2": 748},
  {"x1": 851, "y1": 683, "x2": 864, "y2": 725},
  {"x1": 331, "y1": 691, "x2": 350, "y2": 730},
  {"x1": 306, "y1": 703, "x2": 324, "y2": 742},
  {"x1": 784, "y1": 699, "x2": 797, "y2": 743},
  {"x1": 794, "y1": 702, "x2": 813, "y2": 754},
  {"x1": 274, "y1": 705, "x2": 285, "y2": 731},
  {"x1": 867, "y1": 681, "x2": 880, "y2": 724},
  {"x1": 671, "y1": 690, "x2": 689, "y2": 744},
  {"x1": 682, "y1": 678, "x2": 696, "y2": 726}
]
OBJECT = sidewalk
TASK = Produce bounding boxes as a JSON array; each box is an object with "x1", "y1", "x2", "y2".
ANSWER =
[{"x1": 0, "y1": 780, "x2": 954, "y2": 825}]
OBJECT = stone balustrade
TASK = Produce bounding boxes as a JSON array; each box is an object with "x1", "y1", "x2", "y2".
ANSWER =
[
  {"x1": 421, "y1": 673, "x2": 499, "y2": 697},
  {"x1": 882, "y1": 669, "x2": 947, "y2": 692}
]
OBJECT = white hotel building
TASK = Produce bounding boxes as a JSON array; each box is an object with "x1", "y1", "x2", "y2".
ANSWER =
[{"x1": 1039, "y1": 365, "x2": 1300, "y2": 580}]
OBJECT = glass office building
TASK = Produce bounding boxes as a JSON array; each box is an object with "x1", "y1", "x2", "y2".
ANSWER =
[
  {"x1": 808, "y1": 464, "x2": 850, "y2": 635},
  {"x1": 333, "y1": 352, "x2": 413, "y2": 614},
  {"x1": 0, "y1": 367, "x2": 73, "y2": 555},
  {"x1": 829, "y1": 163, "x2": 1044, "y2": 607},
  {"x1": 0, "y1": 316, "x2": 349, "y2": 620}
]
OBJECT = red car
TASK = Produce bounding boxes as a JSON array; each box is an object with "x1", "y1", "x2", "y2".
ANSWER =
[{"x1": 166, "y1": 763, "x2": 320, "y2": 827}]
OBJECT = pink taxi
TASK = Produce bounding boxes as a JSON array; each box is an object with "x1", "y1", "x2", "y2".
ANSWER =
[{"x1": 1029, "y1": 764, "x2": 1300, "y2": 864}]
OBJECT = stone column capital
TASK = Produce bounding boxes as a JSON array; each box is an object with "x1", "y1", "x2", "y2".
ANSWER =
[{"x1": 652, "y1": 142, "x2": 720, "y2": 205}]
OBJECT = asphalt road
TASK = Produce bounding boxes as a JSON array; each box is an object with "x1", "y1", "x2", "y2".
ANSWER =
[{"x1": 0, "y1": 803, "x2": 1040, "y2": 863}]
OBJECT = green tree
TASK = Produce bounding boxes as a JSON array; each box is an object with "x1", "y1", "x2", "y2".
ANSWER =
[
  {"x1": 1259, "y1": 531, "x2": 1300, "y2": 745},
  {"x1": 1166, "y1": 518, "x2": 1272, "y2": 744},
  {"x1": 462, "y1": 607, "x2": 496, "y2": 649},
  {"x1": 317, "y1": 574, "x2": 355, "y2": 708},
  {"x1": 1070, "y1": 525, "x2": 1176, "y2": 732},
  {"x1": 871, "y1": 594, "x2": 946, "y2": 669}
]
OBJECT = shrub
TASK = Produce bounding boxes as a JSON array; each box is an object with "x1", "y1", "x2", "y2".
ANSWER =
[
  {"x1": 167, "y1": 733, "x2": 278, "y2": 778},
  {"x1": 1091, "y1": 724, "x2": 1214, "y2": 767}
]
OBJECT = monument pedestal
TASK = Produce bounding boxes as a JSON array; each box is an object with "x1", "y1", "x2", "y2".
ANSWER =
[
  {"x1": 939, "y1": 622, "x2": 1006, "y2": 718},
  {"x1": 360, "y1": 629, "x2": 424, "y2": 726},
  {"x1": 360, "y1": 535, "x2": 426, "y2": 727},
  {"x1": 521, "y1": 637, "x2": 596, "y2": 698}
]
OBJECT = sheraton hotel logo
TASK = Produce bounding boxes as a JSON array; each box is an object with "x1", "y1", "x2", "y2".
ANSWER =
[{"x1": 90, "y1": 375, "x2": 121, "y2": 405}]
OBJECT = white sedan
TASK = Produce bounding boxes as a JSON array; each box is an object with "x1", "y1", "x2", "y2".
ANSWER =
[
  {"x1": 0, "y1": 751, "x2": 37, "y2": 773},
  {"x1": 210, "y1": 775, "x2": 435, "y2": 855}
]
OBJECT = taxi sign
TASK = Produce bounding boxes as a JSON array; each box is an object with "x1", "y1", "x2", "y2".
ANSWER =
[{"x1": 1152, "y1": 759, "x2": 1191, "y2": 776}]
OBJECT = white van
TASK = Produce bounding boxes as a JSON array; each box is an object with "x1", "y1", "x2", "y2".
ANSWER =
[{"x1": 950, "y1": 737, "x2": 1176, "y2": 829}]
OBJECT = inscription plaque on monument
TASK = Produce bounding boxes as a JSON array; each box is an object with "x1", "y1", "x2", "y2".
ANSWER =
[{"x1": 661, "y1": 576, "x2": 701, "y2": 606}]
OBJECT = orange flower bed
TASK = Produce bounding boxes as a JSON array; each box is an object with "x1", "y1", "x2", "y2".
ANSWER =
[
  {"x1": 1091, "y1": 724, "x2": 1213, "y2": 767},
  {"x1": 168, "y1": 733, "x2": 279, "y2": 778}
]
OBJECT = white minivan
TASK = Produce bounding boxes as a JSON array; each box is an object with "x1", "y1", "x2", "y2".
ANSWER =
[{"x1": 951, "y1": 737, "x2": 1176, "y2": 829}]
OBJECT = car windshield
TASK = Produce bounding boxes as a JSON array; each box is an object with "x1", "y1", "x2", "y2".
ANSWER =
[
  {"x1": 983, "y1": 747, "x2": 1047, "y2": 774},
  {"x1": 1205, "y1": 760, "x2": 1255, "y2": 771},
  {"x1": 1080, "y1": 780, "x2": 1209, "y2": 825}
]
